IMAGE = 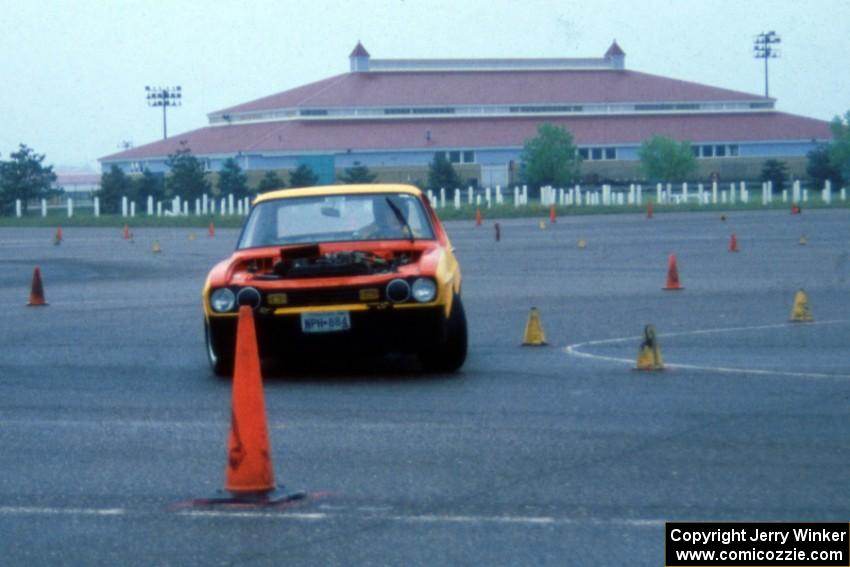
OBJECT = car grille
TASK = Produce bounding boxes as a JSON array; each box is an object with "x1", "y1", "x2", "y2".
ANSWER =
[{"x1": 268, "y1": 286, "x2": 384, "y2": 307}]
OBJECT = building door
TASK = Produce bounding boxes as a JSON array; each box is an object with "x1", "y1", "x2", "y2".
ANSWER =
[{"x1": 480, "y1": 164, "x2": 509, "y2": 187}]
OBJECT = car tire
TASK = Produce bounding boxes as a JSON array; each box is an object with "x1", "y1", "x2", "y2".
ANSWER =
[
  {"x1": 419, "y1": 294, "x2": 467, "y2": 373},
  {"x1": 205, "y1": 321, "x2": 234, "y2": 378}
]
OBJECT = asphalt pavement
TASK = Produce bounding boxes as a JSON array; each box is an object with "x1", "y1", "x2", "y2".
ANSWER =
[{"x1": 0, "y1": 209, "x2": 849, "y2": 566}]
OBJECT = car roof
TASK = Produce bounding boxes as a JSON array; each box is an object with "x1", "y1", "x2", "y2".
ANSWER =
[{"x1": 254, "y1": 183, "x2": 424, "y2": 204}]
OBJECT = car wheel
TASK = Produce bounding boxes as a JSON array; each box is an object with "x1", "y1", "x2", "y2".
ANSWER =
[
  {"x1": 419, "y1": 294, "x2": 467, "y2": 372},
  {"x1": 205, "y1": 321, "x2": 233, "y2": 378}
]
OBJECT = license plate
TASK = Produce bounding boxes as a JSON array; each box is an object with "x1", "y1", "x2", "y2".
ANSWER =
[{"x1": 300, "y1": 311, "x2": 351, "y2": 333}]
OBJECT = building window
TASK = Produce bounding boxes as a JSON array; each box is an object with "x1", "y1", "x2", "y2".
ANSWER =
[
  {"x1": 463, "y1": 150, "x2": 475, "y2": 163},
  {"x1": 715, "y1": 145, "x2": 726, "y2": 157},
  {"x1": 448, "y1": 151, "x2": 461, "y2": 163},
  {"x1": 702, "y1": 145, "x2": 714, "y2": 158},
  {"x1": 578, "y1": 148, "x2": 589, "y2": 160},
  {"x1": 604, "y1": 148, "x2": 616, "y2": 160},
  {"x1": 691, "y1": 146, "x2": 700, "y2": 157},
  {"x1": 591, "y1": 148, "x2": 603, "y2": 160},
  {"x1": 509, "y1": 105, "x2": 583, "y2": 113},
  {"x1": 728, "y1": 145, "x2": 739, "y2": 157},
  {"x1": 300, "y1": 109, "x2": 328, "y2": 116}
]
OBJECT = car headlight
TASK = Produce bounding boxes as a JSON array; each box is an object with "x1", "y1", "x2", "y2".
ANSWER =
[
  {"x1": 411, "y1": 278, "x2": 437, "y2": 303},
  {"x1": 210, "y1": 288, "x2": 236, "y2": 312}
]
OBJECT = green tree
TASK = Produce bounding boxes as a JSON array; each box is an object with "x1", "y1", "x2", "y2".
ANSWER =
[
  {"x1": 829, "y1": 111, "x2": 850, "y2": 183},
  {"x1": 134, "y1": 168, "x2": 165, "y2": 202},
  {"x1": 165, "y1": 146, "x2": 210, "y2": 200},
  {"x1": 638, "y1": 136, "x2": 697, "y2": 182},
  {"x1": 256, "y1": 170, "x2": 285, "y2": 193},
  {"x1": 426, "y1": 152, "x2": 462, "y2": 191},
  {"x1": 0, "y1": 144, "x2": 57, "y2": 215},
  {"x1": 760, "y1": 159, "x2": 789, "y2": 193},
  {"x1": 520, "y1": 123, "x2": 581, "y2": 190},
  {"x1": 99, "y1": 165, "x2": 134, "y2": 214},
  {"x1": 340, "y1": 161, "x2": 377, "y2": 184},
  {"x1": 806, "y1": 145, "x2": 842, "y2": 189},
  {"x1": 217, "y1": 158, "x2": 249, "y2": 197},
  {"x1": 289, "y1": 164, "x2": 319, "y2": 187}
]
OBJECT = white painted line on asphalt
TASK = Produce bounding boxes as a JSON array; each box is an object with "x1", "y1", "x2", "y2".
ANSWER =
[
  {"x1": 565, "y1": 320, "x2": 850, "y2": 379},
  {"x1": 175, "y1": 509, "x2": 662, "y2": 528},
  {"x1": 0, "y1": 506, "x2": 125, "y2": 516},
  {"x1": 0, "y1": 504, "x2": 665, "y2": 528},
  {"x1": 386, "y1": 514, "x2": 558, "y2": 525}
]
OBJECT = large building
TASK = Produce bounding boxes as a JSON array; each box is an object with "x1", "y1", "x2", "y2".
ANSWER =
[{"x1": 101, "y1": 42, "x2": 832, "y2": 186}]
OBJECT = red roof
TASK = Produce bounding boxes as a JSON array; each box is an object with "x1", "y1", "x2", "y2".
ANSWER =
[
  {"x1": 349, "y1": 41, "x2": 370, "y2": 58},
  {"x1": 101, "y1": 112, "x2": 830, "y2": 161},
  {"x1": 605, "y1": 41, "x2": 625, "y2": 57},
  {"x1": 211, "y1": 69, "x2": 766, "y2": 115}
]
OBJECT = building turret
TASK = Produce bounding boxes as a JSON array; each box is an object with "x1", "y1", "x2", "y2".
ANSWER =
[
  {"x1": 604, "y1": 40, "x2": 625, "y2": 69},
  {"x1": 349, "y1": 41, "x2": 371, "y2": 72}
]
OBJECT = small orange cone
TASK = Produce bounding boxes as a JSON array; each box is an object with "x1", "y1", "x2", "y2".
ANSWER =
[
  {"x1": 123, "y1": 224, "x2": 130, "y2": 240},
  {"x1": 729, "y1": 233, "x2": 738, "y2": 252},
  {"x1": 646, "y1": 201, "x2": 653, "y2": 219},
  {"x1": 663, "y1": 255, "x2": 683, "y2": 290},
  {"x1": 549, "y1": 205, "x2": 556, "y2": 223},
  {"x1": 475, "y1": 208, "x2": 482, "y2": 227},
  {"x1": 225, "y1": 306, "x2": 276, "y2": 495},
  {"x1": 791, "y1": 203, "x2": 801, "y2": 215},
  {"x1": 208, "y1": 222, "x2": 216, "y2": 237},
  {"x1": 28, "y1": 267, "x2": 48, "y2": 306},
  {"x1": 54, "y1": 226, "x2": 63, "y2": 245}
]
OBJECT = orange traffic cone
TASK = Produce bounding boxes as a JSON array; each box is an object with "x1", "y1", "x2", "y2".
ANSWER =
[
  {"x1": 123, "y1": 224, "x2": 130, "y2": 240},
  {"x1": 663, "y1": 255, "x2": 683, "y2": 290},
  {"x1": 54, "y1": 226, "x2": 63, "y2": 245},
  {"x1": 183, "y1": 305, "x2": 304, "y2": 508},
  {"x1": 791, "y1": 203, "x2": 801, "y2": 215},
  {"x1": 475, "y1": 208, "x2": 482, "y2": 226},
  {"x1": 28, "y1": 267, "x2": 48, "y2": 306},
  {"x1": 225, "y1": 306, "x2": 276, "y2": 495},
  {"x1": 646, "y1": 201, "x2": 653, "y2": 219},
  {"x1": 729, "y1": 233, "x2": 738, "y2": 252},
  {"x1": 549, "y1": 205, "x2": 556, "y2": 223},
  {"x1": 208, "y1": 222, "x2": 216, "y2": 237}
]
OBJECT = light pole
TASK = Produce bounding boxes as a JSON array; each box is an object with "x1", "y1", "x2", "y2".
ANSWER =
[
  {"x1": 145, "y1": 85, "x2": 182, "y2": 139},
  {"x1": 753, "y1": 31, "x2": 781, "y2": 98}
]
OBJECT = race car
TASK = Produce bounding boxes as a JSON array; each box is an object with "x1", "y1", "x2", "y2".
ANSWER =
[{"x1": 202, "y1": 184, "x2": 467, "y2": 375}]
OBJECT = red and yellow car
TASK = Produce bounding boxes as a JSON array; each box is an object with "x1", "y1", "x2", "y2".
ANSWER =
[{"x1": 202, "y1": 184, "x2": 467, "y2": 375}]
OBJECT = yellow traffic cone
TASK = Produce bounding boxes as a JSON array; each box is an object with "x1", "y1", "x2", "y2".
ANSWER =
[
  {"x1": 577, "y1": 238, "x2": 587, "y2": 249},
  {"x1": 635, "y1": 325, "x2": 665, "y2": 371},
  {"x1": 152, "y1": 241, "x2": 162, "y2": 254},
  {"x1": 799, "y1": 235, "x2": 808, "y2": 246},
  {"x1": 538, "y1": 220, "x2": 546, "y2": 231},
  {"x1": 188, "y1": 232, "x2": 197, "y2": 241},
  {"x1": 521, "y1": 307, "x2": 547, "y2": 346},
  {"x1": 789, "y1": 289, "x2": 813, "y2": 322}
]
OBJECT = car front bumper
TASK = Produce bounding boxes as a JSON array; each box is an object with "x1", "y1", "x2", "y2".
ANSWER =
[{"x1": 207, "y1": 304, "x2": 448, "y2": 358}]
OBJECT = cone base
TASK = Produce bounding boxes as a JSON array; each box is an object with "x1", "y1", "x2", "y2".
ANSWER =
[
  {"x1": 521, "y1": 342, "x2": 548, "y2": 347},
  {"x1": 189, "y1": 486, "x2": 307, "y2": 508},
  {"x1": 633, "y1": 367, "x2": 667, "y2": 372},
  {"x1": 662, "y1": 287, "x2": 684, "y2": 291},
  {"x1": 27, "y1": 302, "x2": 48, "y2": 306}
]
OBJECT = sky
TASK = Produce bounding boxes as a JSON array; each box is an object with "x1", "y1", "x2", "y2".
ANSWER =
[{"x1": 1, "y1": 0, "x2": 848, "y2": 173}]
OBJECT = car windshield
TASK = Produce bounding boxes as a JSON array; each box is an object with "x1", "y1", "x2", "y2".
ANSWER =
[{"x1": 237, "y1": 192, "x2": 436, "y2": 249}]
